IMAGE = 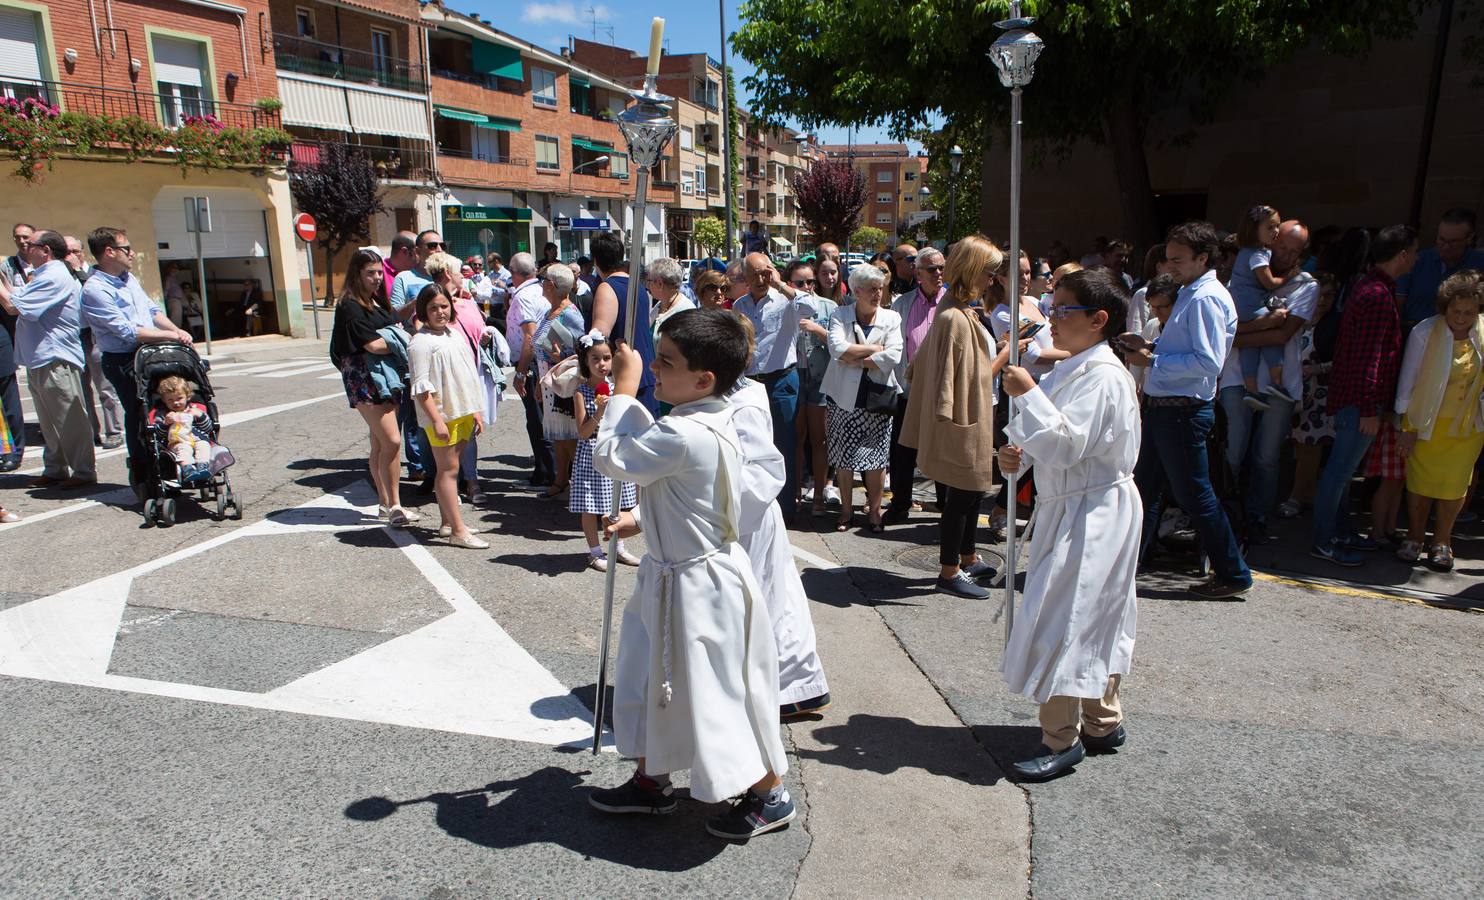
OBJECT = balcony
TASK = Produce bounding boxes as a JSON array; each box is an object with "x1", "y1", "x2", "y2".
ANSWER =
[
  {"x1": 22, "y1": 79, "x2": 282, "y2": 131},
  {"x1": 290, "y1": 140, "x2": 432, "y2": 182},
  {"x1": 430, "y1": 67, "x2": 523, "y2": 96},
  {"x1": 274, "y1": 32, "x2": 426, "y2": 94},
  {"x1": 436, "y1": 147, "x2": 529, "y2": 187}
]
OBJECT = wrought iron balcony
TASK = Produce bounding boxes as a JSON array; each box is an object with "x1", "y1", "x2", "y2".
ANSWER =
[
  {"x1": 11, "y1": 79, "x2": 282, "y2": 131},
  {"x1": 289, "y1": 140, "x2": 434, "y2": 181},
  {"x1": 274, "y1": 32, "x2": 426, "y2": 94}
]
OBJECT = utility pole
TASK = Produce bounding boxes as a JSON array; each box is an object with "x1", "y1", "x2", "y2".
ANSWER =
[{"x1": 718, "y1": 0, "x2": 736, "y2": 260}]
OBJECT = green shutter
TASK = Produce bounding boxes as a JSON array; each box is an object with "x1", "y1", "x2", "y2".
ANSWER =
[
  {"x1": 472, "y1": 40, "x2": 524, "y2": 81},
  {"x1": 436, "y1": 106, "x2": 488, "y2": 124},
  {"x1": 476, "y1": 117, "x2": 522, "y2": 133}
]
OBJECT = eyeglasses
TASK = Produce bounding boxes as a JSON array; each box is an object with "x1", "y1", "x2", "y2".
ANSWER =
[
  {"x1": 919, "y1": 265, "x2": 945, "y2": 274},
  {"x1": 791, "y1": 278, "x2": 817, "y2": 287},
  {"x1": 111, "y1": 244, "x2": 134, "y2": 255},
  {"x1": 701, "y1": 284, "x2": 726, "y2": 293},
  {"x1": 1049, "y1": 305, "x2": 1094, "y2": 319},
  {"x1": 420, "y1": 241, "x2": 444, "y2": 250}
]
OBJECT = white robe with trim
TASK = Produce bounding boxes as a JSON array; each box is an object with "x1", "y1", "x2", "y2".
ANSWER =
[
  {"x1": 725, "y1": 378, "x2": 830, "y2": 704},
  {"x1": 1002, "y1": 342, "x2": 1142, "y2": 703},
  {"x1": 594, "y1": 394, "x2": 788, "y2": 802}
]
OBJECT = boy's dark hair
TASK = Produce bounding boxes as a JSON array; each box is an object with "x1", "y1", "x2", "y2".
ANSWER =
[
  {"x1": 414, "y1": 282, "x2": 451, "y2": 322},
  {"x1": 1165, "y1": 220, "x2": 1220, "y2": 268},
  {"x1": 87, "y1": 226, "x2": 125, "y2": 260},
  {"x1": 1236, "y1": 204, "x2": 1279, "y2": 248},
  {"x1": 577, "y1": 333, "x2": 610, "y2": 379},
  {"x1": 1144, "y1": 273, "x2": 1180, "y2": 304},
  {"x1": 658, "y1": 308, "x2": 747, "y2": 396},
  {"x1": 590, "y1": 232, "x2": 625, "y2": 274},
  {"x1": 1057, "y1": 269, "x2": 1128, "y2": 341},
  {"x1": 1371, "y1": 224, "x2": 1418, "y2": 265}
]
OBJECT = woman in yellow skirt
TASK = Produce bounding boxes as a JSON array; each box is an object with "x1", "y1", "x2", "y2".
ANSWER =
[{"x1": 1396, "y1": 270, "x2": 1484, "y2": 570}]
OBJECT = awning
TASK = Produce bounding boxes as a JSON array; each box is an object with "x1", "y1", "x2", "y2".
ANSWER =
[
  {"x1": 477, "y1": 116, "x2": 521, "y2": 133},
  {"x1": 771, "y1": 237, "x2": 793, "y2": 249},
  {"x1": 569, "y1": 74, "x2": 590, "y2": 88},
  {"x1": 436, "y1": 106, "x2": 488, "y2": 124},
  {"x1": 472, "y1": 39, "x2": 524, "y2": 82},
  {"x1": 571, "y1": 138, "x2": 613, "y2": 153}
]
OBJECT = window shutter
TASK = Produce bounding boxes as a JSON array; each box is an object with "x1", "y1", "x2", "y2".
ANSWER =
[
  {"x1": 0, "y1": 8, "x2": 44, "y2": 82},
  {"x1": 152, "y1": 36, "x2": 205, "y2": 88}
]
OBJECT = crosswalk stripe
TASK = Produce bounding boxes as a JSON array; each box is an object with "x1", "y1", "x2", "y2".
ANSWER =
[
  {"x1": 214, "y1": 360, "x2": 330, "y2": 377},
  {"x1": 262, "y1": 363, "x2": 335, "y2": 378}
]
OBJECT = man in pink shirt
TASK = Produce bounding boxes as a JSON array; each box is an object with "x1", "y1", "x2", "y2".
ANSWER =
[
  {"x1": 381, "y1": 232, "x2": 417, "y2": 298},
  {"x1": 884, "y1": 247, "x2": 947, "y2": 524}
]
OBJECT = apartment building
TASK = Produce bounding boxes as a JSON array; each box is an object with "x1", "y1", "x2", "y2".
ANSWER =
[
  {"x1": 739, "y1": 112, "x2": 815, "y2": 255},
  {"x1": 819, "y1": 143, "x2": 929, "y2": 244},
  {"x1": 1, "y1": 0, "x2": 303, "y2": 334}
]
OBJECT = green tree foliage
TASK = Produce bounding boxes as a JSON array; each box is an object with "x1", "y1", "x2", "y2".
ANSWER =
[
  {"x1": 725, "y1": 66, "x2": 742, "y2": 242},
  {"x1": 850, "y1": 226, "x2": 890, "y2": 251},
  {"x1": 734, "y1": 0, "x2": 1423, "y2": 243},
  {"x1": 694, "y1": 216, "x2": 728, "y2": 255},
  {"x1": 289, "y1": 142, "x2": 387, "y2": 303}
]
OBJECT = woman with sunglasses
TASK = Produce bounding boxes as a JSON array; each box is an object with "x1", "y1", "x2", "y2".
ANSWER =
[
  {"x1": 789, "y1": 258, "x2": 840, "y2": 516},
  {"x1": 693, "y1": 269, "x2": 731, "y2": 310}
]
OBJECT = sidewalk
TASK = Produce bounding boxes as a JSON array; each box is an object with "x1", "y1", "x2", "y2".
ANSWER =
[{"x1": 200, "y1": 305, "x2": 332, "y2": 364}]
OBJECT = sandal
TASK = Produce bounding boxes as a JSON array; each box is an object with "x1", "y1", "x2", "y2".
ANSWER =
[
  {"x1": 834, "y1": 512, "x2": 854, "y2": 532},
  {"x1": 1396, "y1": 539, "x2": 1422, "y2": 563},
  {"x1": 1427, "y1": 543, "x2": 1454, "y2": 572},
  {"x1": 867, "y1": 511, "x2": 884, "y2": 533}
]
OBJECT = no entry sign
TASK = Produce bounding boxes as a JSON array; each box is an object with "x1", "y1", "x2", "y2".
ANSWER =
[{"x1": 293, "y1": 213, "x2": 317, "y2": 243}]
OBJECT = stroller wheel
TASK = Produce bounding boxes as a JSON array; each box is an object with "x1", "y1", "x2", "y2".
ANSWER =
[
  {"x1": 229, "y1": 490, "x2": 244, "y2": 520},
  {"x1": 143, "y1": 498, "x2": 157, "y2": 524},
  {"x1": 160, "y1": 497, "x2": 177, "y2": 527},
  {"x1": 215, "y1": 491, "x2": 227, "y2": 521}
]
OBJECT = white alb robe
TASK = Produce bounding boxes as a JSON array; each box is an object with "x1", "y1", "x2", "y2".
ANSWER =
[
  {"x1": 1001, "y1": 342, "x2": 1142, "y2": 703},
  {"x1": 725, "y1": 378, "x2": 830, "y2": 704},
  {"x1": 594, "y1": 394, "x2": 788, "y2": 803}
]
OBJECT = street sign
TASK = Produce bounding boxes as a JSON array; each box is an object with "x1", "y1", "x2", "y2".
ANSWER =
[{"x1": 293, "y1": 213, "x2": 317, "y2": 243}]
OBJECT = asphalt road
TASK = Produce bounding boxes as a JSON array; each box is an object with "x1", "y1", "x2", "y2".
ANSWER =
[{"x1": 2, "y1": 335, "x2": 1481, "y2": 897}]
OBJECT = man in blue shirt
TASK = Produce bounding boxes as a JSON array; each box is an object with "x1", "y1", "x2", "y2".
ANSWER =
[
  {"x1": 390, "y1": 229, "x2": 442, "y2": 482},
  {"x1": 1397, "y1": 207, "x2": 1483, "y2": 330},
  {"x1": 13, "y1": 231, "x2": 93, "y2": 487},
  {"x1": 734, "y1": 251, "x2": 803, "y2": 518},
  {"x1": 80, "y1": 227, "x2": 193, "y2": 493},
  {"x1": 1121, "y1": 221, "x2": 1251, "y2": 599}
]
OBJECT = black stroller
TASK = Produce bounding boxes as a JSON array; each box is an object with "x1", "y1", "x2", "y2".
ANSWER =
[{"x1": 133, "y1": 342, "x2": 242, "y2": 526}]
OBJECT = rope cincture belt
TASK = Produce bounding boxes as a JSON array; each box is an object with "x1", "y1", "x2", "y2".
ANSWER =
[
  {"x1": 653, "y1": 547, "x2": 724, "y2": 708},
  {"x1": 995, "y1": 474, "x2": 1136, "y2": 587}
]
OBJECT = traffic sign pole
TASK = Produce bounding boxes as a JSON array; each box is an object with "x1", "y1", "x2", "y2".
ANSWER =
[{"x1": 293, "y1": 213, "x2": 320, "y2": 339}]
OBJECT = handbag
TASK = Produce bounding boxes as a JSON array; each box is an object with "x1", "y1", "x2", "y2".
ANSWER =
[{"x1": 853, "y1": 321, "x2": 899, "y2": 415}]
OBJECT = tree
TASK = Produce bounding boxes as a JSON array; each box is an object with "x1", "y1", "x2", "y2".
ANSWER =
[
  {"x1": 693, "y1": 216, "x2": 728, "y2": 256},
  {"x1": 725, "y1": 67, "x2": 742, "y2": 243},
  {"x1": 791, "y1": 158, "x2": 867, "y2": 246},
  {"x1": 289, "y1": 142, "x2": 387, "y2": 303},
  {"x1": 850, "y1": 226, "x2": 890, "y2": 251},
  {"x1": 734, "y1": 0, "x2": 1423, "y2": 244}
]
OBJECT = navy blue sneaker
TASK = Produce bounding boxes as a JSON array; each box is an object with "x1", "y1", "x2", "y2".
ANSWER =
[
  {"x1": 1310, "y1": 541, "x2": 1364, "y2": 567},
  {"x1": 961, "y1": 557, "x2": 998, "y2": 581},
  {"x1": 589, "y1": 773, "x2": 677, "y2": 815},
  {"x1": 1337, "y1": 533, "x2": 1380, "y2": 552},
  {"x1": 706, "y1": 789, "x2": 796, "y2": 840}
]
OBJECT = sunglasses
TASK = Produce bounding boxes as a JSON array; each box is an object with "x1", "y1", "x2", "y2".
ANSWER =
[
  {"x1": 791, "y1": 278, "x2": 817, "y2": 287},
  {"x1": 1049, "y1": 305, "x2": 1093, "y2": 319},
  {"x1": 420, "y1": 241, "x2": 444, "y2": 250},
  {"x1": 919, "y1": 265, "x2": 945, "y2": 273},
  {"x1": 112, "y1": 244, "x2": 134, "y2": 255},
  {"x1": 701, "y1": 284, "x2": 726, "y2": 293}
]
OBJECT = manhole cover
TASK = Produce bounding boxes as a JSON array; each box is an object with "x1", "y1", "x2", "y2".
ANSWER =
[{"x1": 894, "y1": 545, "x2": 1006, "y2": 573}]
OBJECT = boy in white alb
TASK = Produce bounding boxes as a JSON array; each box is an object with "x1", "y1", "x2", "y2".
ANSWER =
[{"x1": 589, "y1": 308, "x2": 794, "y2": 840}]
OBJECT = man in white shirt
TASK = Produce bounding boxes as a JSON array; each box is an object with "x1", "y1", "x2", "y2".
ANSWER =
[
  {"x1": 1216, "y1": 220, "x2": 1314, "y2": 544},
  {"x1": 733, "y1": 252, "x2": 802, "y2": 518},
  {"x1": 505, "y1": 252, "x2": 554, "y2": 486}
]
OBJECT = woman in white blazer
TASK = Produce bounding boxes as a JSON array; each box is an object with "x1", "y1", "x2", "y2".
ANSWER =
[{"x1": 823, "y1": 264, "x2": 903, "y2": 532}]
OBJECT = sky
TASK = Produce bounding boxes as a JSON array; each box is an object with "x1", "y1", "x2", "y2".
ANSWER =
[{"x1": 461, "y1": 0, "x2": 928, "y2": 150}]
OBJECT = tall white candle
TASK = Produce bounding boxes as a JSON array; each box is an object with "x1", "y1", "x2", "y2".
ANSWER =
[{"x1": 647, "y1": 18, "x2": 665, "y2": 76}]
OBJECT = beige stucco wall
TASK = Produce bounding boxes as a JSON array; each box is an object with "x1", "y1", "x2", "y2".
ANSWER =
[{"x1": 6, "y1": 158, "x2": 304, "y2": 336}]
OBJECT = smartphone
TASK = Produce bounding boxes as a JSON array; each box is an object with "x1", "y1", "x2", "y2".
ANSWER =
[{"x1": 1018, "y1": 320, "x2": 1045, "y2": 341}]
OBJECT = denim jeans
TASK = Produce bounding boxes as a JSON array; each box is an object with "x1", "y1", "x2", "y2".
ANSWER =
[
  {"x1": 100, "y1": 351, "x2": 144, "y2": 487},
  {"x1": 762, "y1": 368, "x2": 800, "y2": 516},
  {"x1": 1217, "y1": 385, "x2": 1294, "y2": 527},
  {"x1": 1134, "y1": 400, "x2": 1251, "y2": 585},
  {"x1": 398, "y1": 392, "x2": 429, "y2": 477},
  {"x1": 1311, "y1": 405, "x2": 1375, "y2": 548},
  {"x1": 519, "y1": 371, "x2": 554, "y2": 483}
]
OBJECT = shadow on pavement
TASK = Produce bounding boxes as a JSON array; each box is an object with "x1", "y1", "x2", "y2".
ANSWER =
[
  {"x1": 799, "y1": 568, "x2": 926, "y2": 608},
  {"x1": 492, "y1": 551, "x2": 591, "y2": 575},
  {"x1": 344, "y1": 767, "x2": 728, "y2": 870},
  {"x1": 798, "y1": 714, "x2": 1021, "y2": 787}
]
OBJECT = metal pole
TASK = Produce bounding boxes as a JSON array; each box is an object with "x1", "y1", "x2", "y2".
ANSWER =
[
  {"x1": 592, "y1": 170, "x2": 647, "y2": 755},
  {"x1": 305, "y1": 240, "x2": 320, "y2": 340},
  {"x1": 193, "y1": 227, "x2": 213, "y2": 356},
  {"x1": 1409, "y1": 0, "x2": 1454, "y2": 228},
  {"x1": 946, "y1": 181, "x2": 958, "y2": 246},
  {"x1": 718, "y1": 0, "x2": 735, "y2": 260},
  {"x1": 1003, "y1": 85, "x2": 1023, "y2": 645}
]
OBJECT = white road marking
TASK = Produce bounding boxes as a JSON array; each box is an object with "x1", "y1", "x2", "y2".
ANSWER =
[
  {"x1": 212, "y1": 360, "x2": 330, "y2": 377},
  {"x1": 262, "y1": 363, "x2": 335, "y2": 378},
  {"x1": 791, "y1": 545, "x2": 840, "y2": 571},
  {"x1": 0, "y1": 484, "x2": 598, "y2": 747},
  {"x1": 0, "y1": 487, "x2": 135, "y2": 533}
]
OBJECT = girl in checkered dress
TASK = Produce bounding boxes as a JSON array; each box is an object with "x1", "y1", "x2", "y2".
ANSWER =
[{"x1": 570, "y1": 330, "x2": 639, "y2": 572}]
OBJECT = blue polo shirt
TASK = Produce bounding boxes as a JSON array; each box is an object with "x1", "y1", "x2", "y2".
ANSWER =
[{"x1": 1398, "y1": 247, "x2": 1484, "y2": 324}]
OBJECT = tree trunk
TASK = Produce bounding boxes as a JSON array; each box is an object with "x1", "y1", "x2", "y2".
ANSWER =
[
  {"x1": 977, "y1": 112, "x2": 996, "y2": 244},
  {"x1": 1102, "y1": 89, "x2": 1161, "y2": 247}
]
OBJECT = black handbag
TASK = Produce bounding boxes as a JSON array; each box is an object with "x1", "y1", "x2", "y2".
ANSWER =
[{"x1": 853, "y1": 322, "x2": 899, "y2": 415}]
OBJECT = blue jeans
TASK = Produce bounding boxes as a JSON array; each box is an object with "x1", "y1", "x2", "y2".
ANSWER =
[
  {"x1": 1218, "y1": 385, "x2": 1294, "y2": 527},
  {"x1": 762, "y1": 368, "x2": 800, "y2": 516},
  {"x1": 1311, "y1": 405, "x2": 1375, "y2": 548},
  {"x1": 1134, "y1": 401, "x2": 1251, "y2": 585},
  {"x1": 398, "y1": 392, "x2": 428, "y2": 477}
]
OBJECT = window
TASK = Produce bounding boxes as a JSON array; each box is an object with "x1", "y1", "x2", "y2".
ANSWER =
[
  {"x1": 531, "y1": 67, "x2": 557, "y2": 107},
  {"x1": 694, "y1": 166, "x2": 705, "y2": 196},
  {"x1": 876, "y1": 170, "x2": 893, "y2": 183},
  {"x1": 876, "y1": 192, "x2": 892, "y2": 204},
  {"x1": 151, "y1": 34, "x2": 210, "y2": 127},
  {"x1": 693, "y1": 77, "x2": 718, "y2": 109},
  {"x1": 607, "y1": 95, "x2": 625, "y2": 116},
  {"x1": 681, "y1": 171, "x2": 694, "y2": 195},
  {"x1": 0, "y1": 7, "x2": 50, "y2": 103},
  {"x1": 905, "y1": 170, "x2": 916, "y2": 181},
  {"x1": 294, "y1": 7, "x2": 314, "y2": 37},
  {"x1": 535, "y1": 134, "x2": 559, "y2": 170},
  {"x1": 679, "y1": 126, "x2": 693, "y2": 152},
  {"x1": 370, "y1": 29, "x2": 393, "y2": 84},
  {"x1": 611, "y1": 153, "x2": 629, "y2": 179}
]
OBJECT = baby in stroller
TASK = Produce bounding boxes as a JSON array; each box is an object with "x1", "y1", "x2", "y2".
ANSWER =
[{"x1": 148, "y1": 375, "x2": 213, "y2": 484}]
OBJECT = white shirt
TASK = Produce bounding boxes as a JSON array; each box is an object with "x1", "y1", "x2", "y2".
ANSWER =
[
  {"x1": 504, "y1": 278, "x2": 548, "y2": 363},
  {"x1": 407, "y1": 328, "x2": 483, "y2": 427},
  {"x1": 1217, "y1": 272, "x2": 1318, "y2": 402},
  {"x1": 990, "y1": 301, "x2": 1055, "y2": 380},
  {"x1": 822, "y1": 304, "x2": 903, "y2": 409},
  {"x1": 733, "y1": 288, "x2": 800, "y2": 375}
]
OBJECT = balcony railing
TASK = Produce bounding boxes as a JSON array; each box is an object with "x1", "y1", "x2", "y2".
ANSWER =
[
  {"x1": 430, "y1": 67, "x2": 523, "y2": 95},
  {"x1": 436, "y1": 146, "x2": 527, "y2": 167},
  {"x1": 290, "y1": 140, "x2": 433, "y2": 181},
  {"x1": 274, "y1": 32, "x2": 426, "y2": 94},
  {"x1": 17, "y1": 79, "x2": 282, "y2": 131}
]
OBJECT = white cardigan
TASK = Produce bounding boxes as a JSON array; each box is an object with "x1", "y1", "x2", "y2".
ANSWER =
[
  {"x1": 822, "y1": 303, "x2": 903, "y2": 410},
  {"x1": 1393, "y1": 314, "x2": 1484, "y2": 441}
]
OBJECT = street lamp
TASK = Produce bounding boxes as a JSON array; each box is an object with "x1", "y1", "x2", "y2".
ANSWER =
[
  {"x1": 592, "y1": 51, "x2": 679, "y2": 755},
  {"x1": 945, "y1": 145, "x2": 963, "y2": 243},
  {"x1": 988, "y1": 1, "x2": 1043, "y2": 646}
]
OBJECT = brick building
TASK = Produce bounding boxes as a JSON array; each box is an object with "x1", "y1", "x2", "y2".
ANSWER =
[
  {"x1": 818, "y1": 143, "x2": 929, "y2": 249},
  {"x1": 1, "y1": 0, "x2": 303, "y2": 336}
]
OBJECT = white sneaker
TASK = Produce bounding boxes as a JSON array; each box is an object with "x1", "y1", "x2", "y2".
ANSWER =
[
  {"x1": 588, "y1": 555, "x2": 609, "y2": 572},
  {"x1": 397, "y1": 506, "x2": 423, "y2": 523},
  {"x1": 824, "y1": 484, "x2": 842, "y2": 508},
  {"x1": 801, "y1": 485, "x2": 815, "y2": 503}
]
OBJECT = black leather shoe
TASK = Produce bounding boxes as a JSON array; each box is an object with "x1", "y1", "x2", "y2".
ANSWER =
[
  {"x1": 1010, "y1": 742, "x2": 1085, "y2": 782},
  {"x1": 1082, "y1": 723, "x2": 1127, "y2": 754},
  {"x1": 882, "y1": 506, "x2": 911, "y2": 525}
]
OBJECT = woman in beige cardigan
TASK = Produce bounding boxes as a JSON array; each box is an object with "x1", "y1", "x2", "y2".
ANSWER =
[{"x1": 902, "y1": 235, "x2": 1020, "y2": 599}]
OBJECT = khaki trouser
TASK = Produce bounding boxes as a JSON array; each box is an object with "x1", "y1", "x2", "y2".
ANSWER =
[
  {"x1": 1038, "y1": 675, "x2": 1122, "y2": 752},
  {"x1": 29, "y1": 360, "x2": 96, "y2": 480}
]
